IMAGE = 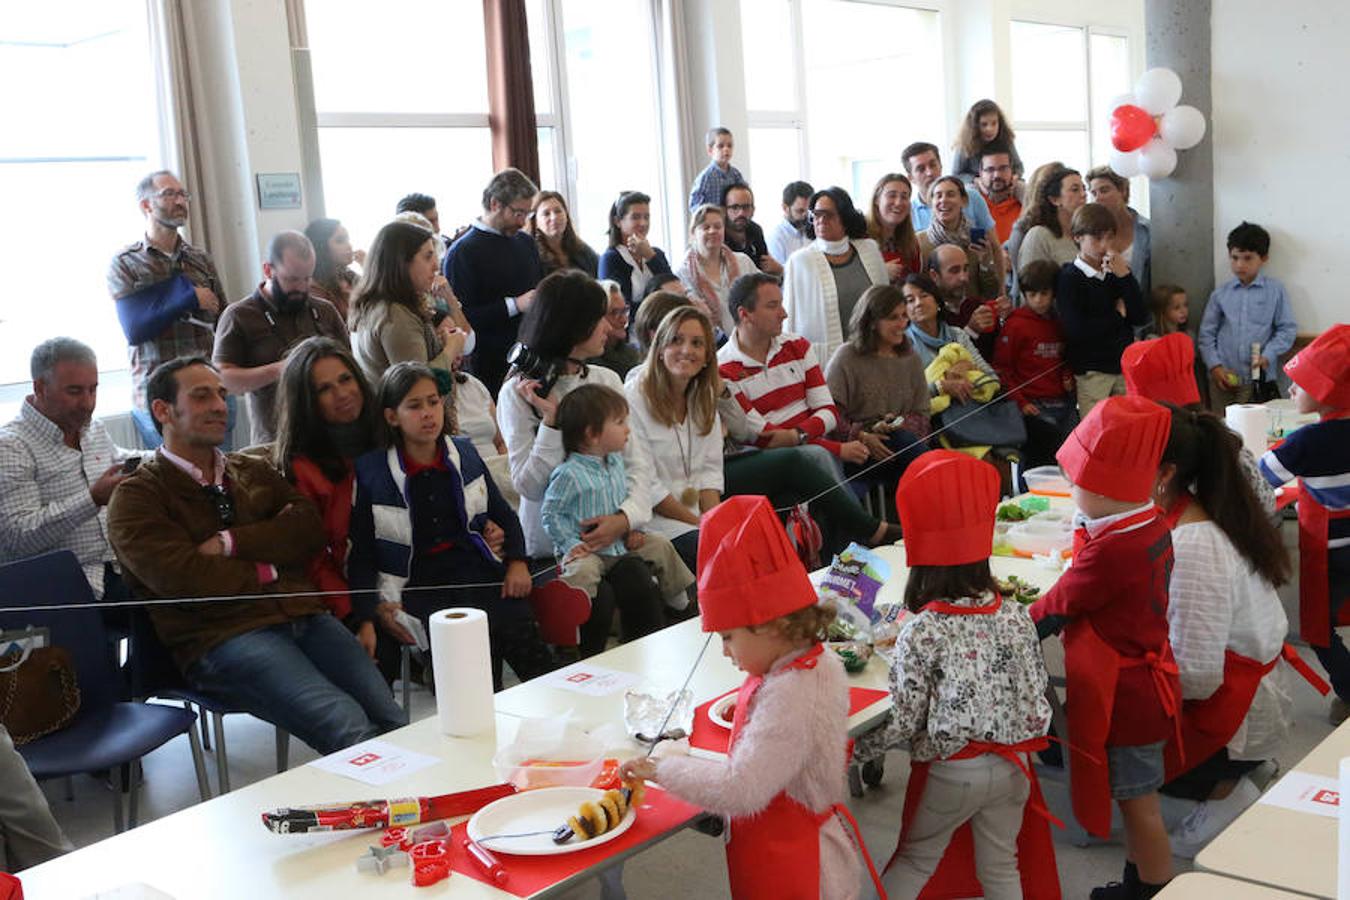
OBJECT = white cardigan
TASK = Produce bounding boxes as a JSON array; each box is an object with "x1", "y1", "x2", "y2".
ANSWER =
[
  {"x1": 623, "y1": 375, "x2": 724, "y2": 541},
  {"x1": 1168, "y1": 521, "x2": 1293, "y2": 761},
  {"x1": 782, "y1": 238, "x2": 888, "y2": 365},
  {"x1": 497, "y1": 366, "x2": 653, "y2": 558}
]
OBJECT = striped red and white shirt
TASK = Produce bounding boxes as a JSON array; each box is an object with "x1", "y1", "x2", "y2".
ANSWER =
[{"x1": 717, "y1": 330, "x2": 841, "y2": 455}]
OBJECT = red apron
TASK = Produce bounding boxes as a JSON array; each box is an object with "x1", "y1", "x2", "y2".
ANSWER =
[
  {"x1": 724, "y1": 644, "x2": 885, "y2": 900},
  {"x1": 1159, "y1": 496, "x2": 1331, "y2": 779},
  {"x1": 1297, "y1": 489, "x2": 1350, "y2": 648},
  {"x1": 885, "y1": 595, "x2": 1062, "y2": 900},
  {"x1": 1061, "y1": 507, "x2": 1182, "y2": 837}
]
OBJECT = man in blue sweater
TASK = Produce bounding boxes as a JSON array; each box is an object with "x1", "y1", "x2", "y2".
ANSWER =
[{"x1": 442, "y1": 168, "x2": 544, "y2": 398}]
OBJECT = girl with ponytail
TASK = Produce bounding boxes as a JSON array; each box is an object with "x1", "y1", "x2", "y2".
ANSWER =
[{"x1": 1152, "y1": 404, "x2": 1301, "y2": 859}]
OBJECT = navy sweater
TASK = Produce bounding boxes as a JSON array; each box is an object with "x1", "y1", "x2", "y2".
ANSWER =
[
  {"x1": 443, "y1": 225, "x2": 543, "y2": 353},
  {"x1": 1056, "y1": 262, "x2": 1147, "y2": 374},
  {"x1": 597, "y1": 246, "x2": 673, "y2": 306}
]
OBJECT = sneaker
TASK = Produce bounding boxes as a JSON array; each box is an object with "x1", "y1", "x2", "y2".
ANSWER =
[
  {"x1": 1168, "y1": 776, "x2": 1260, "y2": 859},
  {"x1": 1330, "y1": 696, "x2": 1350, "y2": 726}
]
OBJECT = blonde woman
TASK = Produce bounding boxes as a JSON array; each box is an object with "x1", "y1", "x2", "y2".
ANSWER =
[
  {"x1": 624, "y1": 306, "x2": 724, "y2": 573},
  {"x1": 675, "y1": 204, "x2": 758, "y2": 334}
]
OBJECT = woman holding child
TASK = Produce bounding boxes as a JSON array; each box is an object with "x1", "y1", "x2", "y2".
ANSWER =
[{"x1": 498, "y1": 271, "x2": 667, "y2": 650}]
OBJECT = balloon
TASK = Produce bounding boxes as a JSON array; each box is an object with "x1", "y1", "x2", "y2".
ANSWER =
[
  {"x1": 1160, "y1": 105, "x2": 1207, "y2": 150},
  {"x1": 1134, "y1": 67, "x2": 1183, "y2": 115},
  {"x1": 1138, "y1": 139, "x2": 1178, "y2": 179},
  {"x1": 1109, "y1": 149, "x2": 1141, "y2": 178},
  {"x1": 1111, "y1": 104, "x2": 1157, "y2": 152},
  {"x1": 1108, "y1": 93, "x2": 1135, "y2": 111}
]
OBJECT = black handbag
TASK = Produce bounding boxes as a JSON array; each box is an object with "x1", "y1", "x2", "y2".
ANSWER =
[{"x1": 933, "y1": 378, "x2": 1028, "y2": 448}]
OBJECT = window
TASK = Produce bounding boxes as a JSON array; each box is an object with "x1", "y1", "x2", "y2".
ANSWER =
[
  {"x1": 305, "y1": 1, "x2": 495, "y2": 248},
  {"x1": 1010, "y1": 20, "x2": 1141, "y2": 210},
  {"x1": 741, "y1": 1, "x2": 944, "y2": 205},
  {"x1": 0, "y1": 3, "x2": 159, "y2": 384}
]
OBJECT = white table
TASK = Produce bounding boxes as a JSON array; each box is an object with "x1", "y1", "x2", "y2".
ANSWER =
[{"x1": 1156, "y1": 871, "x2": 1308, "y2": 898}]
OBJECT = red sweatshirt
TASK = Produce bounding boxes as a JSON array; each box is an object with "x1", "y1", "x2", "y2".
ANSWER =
[
  {"x1": 993, "y1": 306, "x2": 1072, "y2": 404},
  {"x1": 1030, "y1": 515, "x2": 1175, "y2": 745}
]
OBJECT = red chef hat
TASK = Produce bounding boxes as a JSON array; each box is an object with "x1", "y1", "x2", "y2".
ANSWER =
[
  {"x1": 1285, "y1": 324, "x2": 1350, "y2": 411},
  {"x1": 1122, "y1": 333, "x2": 1201, "y2": 407},
  {"x1": 896, "y1": 451, "x2": 999, "y2": 566},
  {"x1": 696, "y1": 495, "x2": 818, "y2": 632},
  {"x1": 1056, "y1": 395, "x2": 1170, "y2": 503}
]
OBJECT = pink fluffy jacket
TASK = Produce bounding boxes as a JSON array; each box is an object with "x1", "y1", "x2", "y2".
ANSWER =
[{"x1": 654, "y1": 646, "x2": 862, "y2": 899}]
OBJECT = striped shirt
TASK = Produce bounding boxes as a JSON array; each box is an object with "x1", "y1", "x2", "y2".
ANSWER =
[
  {"x1": 1261, "y1": 418, "x2": 1350, "y2": 552},
  {"x1": 0, "y1": 401, "x2": 123, "y2": 597},
  {"x1": 541, "y1": 452, "x2": 630, "y2": 558},
  {"x1": 718, "y1": 330, "x2": 840, "y2": 454}
]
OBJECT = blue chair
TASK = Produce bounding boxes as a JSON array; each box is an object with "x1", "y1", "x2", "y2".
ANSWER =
[
  {"x1": 126, "y1": 609, "x2": 289, "y2": 795},
  {"x1": 0, "y1": 551, "x2": 209, "y2": 832}
]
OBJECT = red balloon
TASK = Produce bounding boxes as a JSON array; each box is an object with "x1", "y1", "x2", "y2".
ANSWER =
[{"x1": 1111, "y1": 104, "x2": 1157, "y2": 153}]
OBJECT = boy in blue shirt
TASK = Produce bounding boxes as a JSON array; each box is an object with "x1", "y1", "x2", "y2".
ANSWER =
[
  {"x1": 1259, "y1": 325, "x2": 1350, "y2": 722},
  {"x1": 541, "y1": 384, "x2": 693, "y2": 612},
  {"x1": 1199, "y1": 222, "x2": 1298, "y2": 412},
  {"x1": 688, "y1": 127, "x2": 744, "y2": 211}
]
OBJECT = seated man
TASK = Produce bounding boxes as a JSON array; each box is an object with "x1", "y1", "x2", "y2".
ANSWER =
[
  {"x1": 927, "y1": 244, "x2": 1005, "y2": 360},
  {"x1": 108, "y1": 356, "x2": 405, "y2": 755},
  {"x1": 0, "y1": 338, "x2": 129, "y2": 602}
]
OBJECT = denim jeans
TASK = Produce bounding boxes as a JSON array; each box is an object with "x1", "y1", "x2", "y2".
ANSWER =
[
  {"x1": 188, "y1": 614, "x2": 407, "y2": 755},
  {"x1": 1313, "y1": 562, "x2": 1350, "y2": 702}
]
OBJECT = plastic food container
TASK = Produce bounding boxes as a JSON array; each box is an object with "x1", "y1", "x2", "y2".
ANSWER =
[
  {"x1": 492, "y1": 729, "x2": 605, "y2": 792},
  {"x1": 1007, "y1": 520, "x2": 1073, "y2": 560},
  {"x1": 993, "y1": 521, "x2": 1015, "y2": 556},
  {"x1": 1023, "y1": 466, "x2": 1072, "y2": 497}
]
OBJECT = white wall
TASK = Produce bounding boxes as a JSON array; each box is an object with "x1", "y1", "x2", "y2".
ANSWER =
[{"x1": 1213, "y1": 1, "x2": 1348, "y2": 333}]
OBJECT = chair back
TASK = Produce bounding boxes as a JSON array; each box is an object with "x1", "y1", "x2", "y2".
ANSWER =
[
  {"x1": 127, "y1": 608, "x2": 190, "y2": 699},
  {"x1": 0, "y1": 550, "x2": 116, "y2": 712}
]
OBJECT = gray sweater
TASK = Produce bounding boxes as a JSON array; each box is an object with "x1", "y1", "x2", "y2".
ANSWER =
[{"x1": 825, "y1": 342, "x2": 931, "y2": 431}]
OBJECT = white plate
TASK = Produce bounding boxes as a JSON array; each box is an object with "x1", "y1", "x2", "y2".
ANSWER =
[
  {"x1": 467, "y1": 786, "x2": 636, "y2": 856},
  {"x1": 708, "y1": 693, "x2": 736, "y2": 731}
]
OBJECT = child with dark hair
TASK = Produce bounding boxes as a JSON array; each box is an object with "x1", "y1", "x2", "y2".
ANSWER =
[
  {"x1": 995, "y1": 258, "x2": 1078, "y2": 468},
  {"x1": 540, "y1": 384, "x2": 694, "y2": 612},
  {"x1": 1057, "y1": 203, "x2": 1148, "y2": 418},
  {"x1": 1199, "y1": 221, "x2": 1298, "y2": 412}
]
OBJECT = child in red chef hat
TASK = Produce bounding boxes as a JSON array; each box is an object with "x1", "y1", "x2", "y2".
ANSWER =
[
  {"x1": 620, "y1": 495, "x2": 881, "y2": 900},
  {"x1": 1030, "y1": 395, "x2": 1180, "y2": 900},
  {"x1": 855, "y1": 450, "x2": 1057, "y2": 899}
]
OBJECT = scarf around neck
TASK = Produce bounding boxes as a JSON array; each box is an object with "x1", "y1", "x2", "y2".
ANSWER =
[
  {"x1": 906, "y1": 318, "x2": 952, "y2": 354},
  {"x1": 927, "y1": 212, "x2": 971, "y2": 249},
  {"x1": 685, "y1": 244, "x2": 742, "y2": 330},
  {"x1": 813, "y1": 236, "x2": 851, "y2": 256}
]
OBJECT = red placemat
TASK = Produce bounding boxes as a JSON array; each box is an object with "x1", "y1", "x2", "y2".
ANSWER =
[
  {"x1": 446, "y1": 786, "x2": 701, "y2": 896},
  {"x1": 689, "y1": 686, "x2": 890, "y2": 754}
]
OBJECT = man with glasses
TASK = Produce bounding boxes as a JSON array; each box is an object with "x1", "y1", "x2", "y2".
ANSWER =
[
  {"x1": 585, "y1": 280, "x2": 642, "y2": 380},
  {"x1": 443, "y1": 168, "x2": 544, "y2": 398},
  {"x1": 721, "y1": 183, "x2": 782, "y2": 276},
  {"x1": 108, "y1": 171, "x2": 227, "y2": 448},
  {"x1": 107, "y1": 356, "x2": 405, "y2": 755},
  {"x1": 976, "y1": 144, "x2": 1022, "y2": 243}
]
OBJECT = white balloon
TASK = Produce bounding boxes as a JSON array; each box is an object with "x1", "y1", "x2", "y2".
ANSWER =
[
  {"x1": 1134, "y1": 67, "x2": 1183, "y2": 115},
  {"x1": 1109, "y1": 148, "x2": 1142, "y2": 178},
  {"x1": 1108, "y1": 92, "x2": 1136, "y2": 112},
  {"x1": 1160, "y1": 105, "x2": 1207, "y2": 150},
  {"x1": 1138, "y1": 139, "x2": 1178, "y2": 179}
]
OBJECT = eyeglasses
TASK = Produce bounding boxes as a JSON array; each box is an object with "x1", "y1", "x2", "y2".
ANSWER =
[
  {"x1": 725, "y1": 203, "x2": 755, "y2": 213},
  {"x1": 155, "y1": 189, "x2": 191, "y2": 201},
  {"x1": 507, "y1": 204, "x2": 533, "y2": 219},
  {"x1": 606, "y1": 306, "x2": 630, "y2": 320},
  {"x1": 808, "y1": 209, "x2": 837, "y2": 223},
  {"x1": 981, "y1": 165, "x2": 1013, "y2": 175},
  {"x1": 203, "y1": 483, "x2": 235, "y2": 528}
]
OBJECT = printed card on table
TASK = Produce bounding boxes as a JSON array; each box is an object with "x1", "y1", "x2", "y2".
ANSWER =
[
  {"x1": 1257, "y1": 771, "x2": 1341, "y2": 819},
  {"x1": 540, "y1": 662, "x2": 639, "y2": 697},
  {"x1": 308, "y1": 739, "x2": 439, "y2": 786}
]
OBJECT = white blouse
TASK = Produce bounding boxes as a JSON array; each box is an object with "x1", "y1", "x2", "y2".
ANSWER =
[
  {"x1": 624, "y1": 375, "x2": 724, "y2": 541},
  {"x1": 453, "y1": 372, "x2": 499, "y2": 459},
  {"x1": 1168, "y1": 520, "x2": 1293, "y2": 761}
]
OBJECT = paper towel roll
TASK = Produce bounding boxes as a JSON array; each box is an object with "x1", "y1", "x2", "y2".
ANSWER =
[
  {"x1": 429, "y1": 608, "x2": 495, "y2": 737},
  {"x1": 1225, "y1": 403, "x2": 1270, "y2": 460},
  {"x1": 1340, "y1": 757, "x2": 1350, "y2": 899}
]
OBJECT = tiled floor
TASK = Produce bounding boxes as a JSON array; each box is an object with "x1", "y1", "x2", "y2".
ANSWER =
[{"x1": 31, "y1": 642, "x2": 1335, "y2": 899}]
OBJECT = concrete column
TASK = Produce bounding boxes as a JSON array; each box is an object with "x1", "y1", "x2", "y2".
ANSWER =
[{"x1": 1145, "y1": 0, "x2": 1214, "y2": 314}]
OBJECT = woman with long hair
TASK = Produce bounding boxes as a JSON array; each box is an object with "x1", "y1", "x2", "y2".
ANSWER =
[
  {"x1": 825, "y1": 284, "x2": 931, "y2": 516},
  {"x1": 675, "y1": 204, "x2": 758, "y2": 334},
  {"x1": 1014, "y1": 164, "x2": 1086, "y2": 276},
  {"x1": 498, "y1": 270, "x2": 667, "y2": 652},
  {"x1": 597, "y1": 190, "x2": 674, "y2": 308},
  {"x1": 349, "y1": 220, "x2": 466, "y2": 385},
  {"x1": 782, "y1": 186, "x2": 888, "y2": 363},
  {"x1": 304, "y1": 217, "x2": 360, "y2": 322},
  {"x1": 624, "y1": 306, "x2": 723, "y2": 573},
  {"x1": 528, "y1": 190, "x2": 599, "y2": 277},
  {"x1": 347, "y1": 361, "x2": 554, "y2": 690},
  {"x1": 1153, "y1": 405, "x2": 1297, "y2": 858},
  {"x1": 866, "y1": 173, "x2": 921, "y2": 284}
]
